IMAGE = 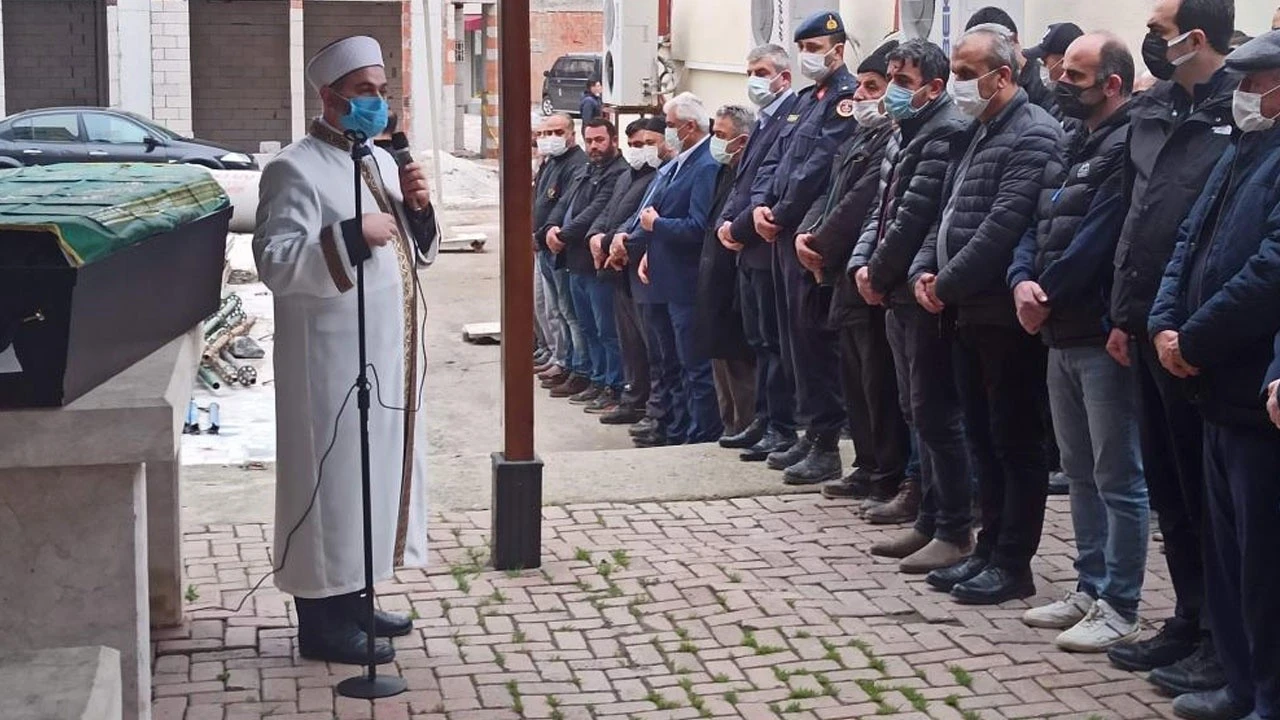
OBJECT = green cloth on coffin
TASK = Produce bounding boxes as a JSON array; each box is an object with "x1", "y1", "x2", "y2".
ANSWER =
[{"x1": 0, "y1": 163, "x2": 230, "y2": 266}]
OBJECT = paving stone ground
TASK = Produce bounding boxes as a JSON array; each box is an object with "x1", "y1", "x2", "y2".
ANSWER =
[{"x1": 154, "y1": 495, "x2": 1181, "y2": 720}]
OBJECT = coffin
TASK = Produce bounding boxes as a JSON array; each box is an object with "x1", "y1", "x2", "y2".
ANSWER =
[{"x1": 0, "y1": 163, "x2": 231, "y2": 408}]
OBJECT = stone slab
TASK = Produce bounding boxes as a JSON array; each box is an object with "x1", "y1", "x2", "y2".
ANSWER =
[{"x1": 0, "y1": 646, "x2": 121, "y2": 720}]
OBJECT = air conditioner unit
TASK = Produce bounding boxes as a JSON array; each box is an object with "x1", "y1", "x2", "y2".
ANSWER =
[
  {"x1": 900, "y1": 0, "x2": 1025, "y2": 54},
  {"x1": 749, "y1": 0, "x2": 843, "y2": 88},
  {"x1": 603, "y1": 0, "x2": 658, "y2": 107}
]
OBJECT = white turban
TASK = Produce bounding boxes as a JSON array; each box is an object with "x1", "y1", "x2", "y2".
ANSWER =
[{"x1": 306, "y1": 36, "x2": 384, "y2": 90}]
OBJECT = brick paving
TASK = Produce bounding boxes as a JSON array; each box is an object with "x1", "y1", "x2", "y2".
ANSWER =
[{"x1": 155, "y1": 495, "x2": 1180, "y2": 720}]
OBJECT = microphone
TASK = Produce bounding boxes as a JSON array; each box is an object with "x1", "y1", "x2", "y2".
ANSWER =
[{"x1": 390, "y1": 132, "x2": 413, "y2": 169}]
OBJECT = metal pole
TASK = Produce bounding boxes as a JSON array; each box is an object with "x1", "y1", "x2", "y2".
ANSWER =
[{"x1": 453, "y1": 2, "x2": 466, "y2": 152}]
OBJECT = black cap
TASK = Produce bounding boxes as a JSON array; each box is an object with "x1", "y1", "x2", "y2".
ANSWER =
[
  {"x1": 794, "y1": 11, "x2": 844, "y2": 41},
  {"x1": 857, "y1": 39, "x2": 899, "y2": 76},
  {"x1": 1225, "y1": 29, "x2": 1280, "y2": 72},
  {"x1": 1024, "y1": 23, "x2": 1084, "y2": 60}
]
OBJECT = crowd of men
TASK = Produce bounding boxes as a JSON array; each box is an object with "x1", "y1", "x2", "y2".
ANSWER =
[{"x1": 527, "y1": 3, "x2": 1280, "y2": 719}]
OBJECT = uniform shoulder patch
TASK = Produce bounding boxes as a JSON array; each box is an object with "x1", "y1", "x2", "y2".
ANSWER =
[{"x1": 836, "y1": 98, "x2": 856, "y2": 118}]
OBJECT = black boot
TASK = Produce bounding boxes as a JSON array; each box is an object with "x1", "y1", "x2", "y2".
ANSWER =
[
  {"x1": 296, "y1": 595, "x2": 396, "y2": 665},
  {"x1": 336, "y1": 591, "x2": 414, "y2": 638},
  {"x1": 1149, "y1": 639, "x2": 1228, "y2": 697},
  {"x1": 783, "y1": 446, "x2": 842, "y2": 485},
  {"x1": 950, "y1": 566, "x2": 1035, "y2": 605},
  {"x1": 741, "y1": 428, "x2": 796, "y2": 462},
  {"x1": 719, "y1": 418, "x2": 766, "y2": 449},
  {"x1": 822, "y1": 470, "x2": 873, "y2": 500},
  {"x1": 767, "y1": 436, "x2": 812, "y2": 470},
  {"x1": 1107, "y1": 616, "x2": 1199, "y2": 671}
]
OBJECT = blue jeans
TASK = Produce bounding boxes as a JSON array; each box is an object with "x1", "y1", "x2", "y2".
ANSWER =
[
  {"x1": 667, "y1": 301, "x2": 723, "y2": 444},
  {"x1": 569, "y1": 273, "x2": 622, "y2": 390},
  {"x1": 550, "y1": 264, "x2": 589, "y2": 377},
  {"x1": 536, "y1": 251, "x2": 571, "y2": 368},
  {"x1": 1048, "y1": 346, "x2": 1149, "y2": 620}
]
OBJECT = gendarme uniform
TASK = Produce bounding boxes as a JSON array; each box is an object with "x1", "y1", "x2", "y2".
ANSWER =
[{"x1": 253, "y1": 37, "x2": 438, "y2": 607}]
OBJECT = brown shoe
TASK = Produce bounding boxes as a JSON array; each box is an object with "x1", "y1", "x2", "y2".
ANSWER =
[
  {"x1": 539, "y1": 369, "x2": 568, "y2": 388},
  {"x1": 865, "y1": 480, "x2": 921, "y2": 525},
  {"x1": 533, "y1": 361, "x2": 556, "y2": 375},
  {"x1": 899, "y1": 537, "x2": 974, "y2": 575},
  {"x1": 550, "y1": 374, "x2": 590, "y2": 398},
  {"x1": 538, "y1": 365, "x2": 566, "y2": 381},
  {"x1": 869, "y1": 529, "x2": 931, "y2": 559}
]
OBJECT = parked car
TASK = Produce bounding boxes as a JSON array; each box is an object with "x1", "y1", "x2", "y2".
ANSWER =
[
  {"x1": 541, "y1": 53, "x2": 602, "y2": 116},
  {"x1": 0, "y1": 107, "x2": 258, "y2": 170}
]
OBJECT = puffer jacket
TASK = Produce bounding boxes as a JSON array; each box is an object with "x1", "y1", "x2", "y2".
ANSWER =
[
  {"x1": 1149, "y1": 125, "x2": 1280, "y2": 429},
  {"x1": 1110, "y1": 69, "x2": 1237, "y2": 336},
  {"x1": 849, "y1": 94, "x2": 971, "y2": 306},
  {"x1": 910, "y1": 90, "x2": 1063, "y2": 326}
]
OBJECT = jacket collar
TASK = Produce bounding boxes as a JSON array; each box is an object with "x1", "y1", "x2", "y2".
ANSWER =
[
  {"x1": 981, "y1": 88, "x2": 1029, "y2": 133},
  {"x1": 900, "y1": 92, "x2": 954, "y2": 135}
]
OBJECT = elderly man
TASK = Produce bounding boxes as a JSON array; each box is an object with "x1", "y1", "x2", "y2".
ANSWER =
[
  {"x1": 717, "y1": 44, "x2": 800, "y2": 462},
  {"x1": 848, "y1": 39, "x2": 972, "y2": 571},
  {"x1": 1106, "y1": 0, "x2": 1237, "y2": 690},
  {"x1": 909, "y1": 23, "x2": 1063, "y2": 605},
  {"x1": 1147, "y1": 31, "x2": 1280, "y2": 720},
  {"x1": 253, "y1": 36, "x2": 438, "y2": 664},
  {"x1": 1008, "y1": 33, "x2": 1147, "y2": 653}
]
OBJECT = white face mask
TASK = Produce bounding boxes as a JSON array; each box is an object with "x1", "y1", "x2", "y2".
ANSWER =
[
  {"x1": 949, "y1": 68, "x2": 1001, "y2": 118},
  {"x1": 639, "y1": 145, "x2": 662, "y2": 168},
  {"x1": 623, "y1": 146, "x2": 647, "y2": 170},
  {"x1": 709, "y1": 135, "x2": 744, "y2": 165},
  {"x1": 1039, "y1": 60, "x2": 1060, "y2": 91},
  {"x1": 799, "y1": 48, "x2": 836, "y2": 82},
  {"x1": 852, "y1": 98, "x2": 890, "y2": 127},
  {"x1": 747, "y1": 75, "x2": 780, "y2": 107},
  {"x1": 1233, "y1": 84, "x2": 1280, "y2": 133},
  {"x1": 537, "y1": 135, "x2": 568, "y2": 157},
  {"x1": 665, "y1": 126, "x2": 684, "y2": 154}
]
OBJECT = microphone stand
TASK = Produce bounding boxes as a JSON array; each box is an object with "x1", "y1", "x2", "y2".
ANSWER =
[{"x1": 336, "y1": 129, "x2": 407, "y2": 700}]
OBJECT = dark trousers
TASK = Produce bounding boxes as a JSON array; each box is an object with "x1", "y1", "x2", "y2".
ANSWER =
[
  {"x1": 667, "y1": 301, "x2": 723, "y2": 443},
  {"x1": 885, "y1": 305, "x2": 973, "y2": 545},
  {"x1": 1203, "y1": 421, "x2": 1280, "y2": 718},
  {"x1": 712, "y1": 357, "x2": 757, "y2": 436},
  {"x1": 838, "y1": 312, "x2": 909, "y2": 484},
  {"x1": 639, "y1": 302, "x2": 687, "y2": 440},
  {"x1": 775, "y1": 237, "x2": 845, "y2": 447},
  {"x1": 954, "y1": 323, "x2": 1049, "y2": 571},
  {"x1": 739, "y1": 265, "x2": 796, "y2": 435},
  {"x1": 1132, "y1": 338, "x2": 1206, "y2": 630},
  {"x1": 613, "y1": 283, "x2": 650, "y2": 409}
]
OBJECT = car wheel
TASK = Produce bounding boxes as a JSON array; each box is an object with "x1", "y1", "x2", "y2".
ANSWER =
[{"x1": 541, "y1": 97, "x2": 555, "y2": 116}]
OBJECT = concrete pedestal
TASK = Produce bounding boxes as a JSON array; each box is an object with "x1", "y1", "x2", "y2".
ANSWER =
[{"x1": 0, "y1": 328, "x2": 202, "y2": 720}]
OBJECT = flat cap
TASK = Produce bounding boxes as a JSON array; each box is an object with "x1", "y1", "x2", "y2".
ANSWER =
[
  {"x1": 1225, "y1": 29, "x2": 1280, "y2": 73},
  {"x1": 858, "y1": 39, "x2": 899, "y2": 76},
  {"x1": 1024, "y1": 23, "x2": 1084, "y2": 60},
  {"x1": 795, "y1": 11, "x2": 844, "y2": 42}
]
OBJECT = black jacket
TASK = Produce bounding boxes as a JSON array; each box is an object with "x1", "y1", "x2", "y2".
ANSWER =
[
  {"x1": 911, "y1": 90, "x2": 1064, "y2": 326},
  {"x1": 695, "y1": 164, "x2": 752, "y2": 360},
  {"x1": 1149, "y1": 126, "x2": 1280, "y2": 429},
  {"x1": 850, "y1": 95, "x2": 971, "y2": 306},
  {"x1": 591, "y1": 164, "x2": 658, "y2": 286},
  {"x1": 533, "y1": 145, "x2": 587, "y2": 246},
  {"x1": 1109, "y1": 69, "x2": 1237, "y2": 336},
  {"x1": 721, "y1": 93, "x2": 800, "y2": 270},
  {"x1": 541, "y1": 153, "x2": 629, "y2": 274},
  {"x1": 799, "y1": 122, "x2": 893, "y2": 325},
  {"x1": 1008, "y1": 104, "x2": 1131, "y2": 347}
]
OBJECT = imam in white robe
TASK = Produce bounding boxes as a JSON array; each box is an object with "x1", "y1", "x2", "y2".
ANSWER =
[{"x1": 253, "y1": 119, "x2": 436, "y2": 598}]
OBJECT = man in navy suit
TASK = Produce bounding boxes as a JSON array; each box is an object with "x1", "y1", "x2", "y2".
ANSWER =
[
  {"x1": 716, "y1": 44, "x2": 801, "y2": 462},
  {"x1": 629, "y1": 92, "x2": 723, "y2": 444}
]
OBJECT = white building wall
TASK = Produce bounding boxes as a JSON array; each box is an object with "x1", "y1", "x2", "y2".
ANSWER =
[
  {"x1": 150, "y1": 0, "x2": 193, "y2": 136},
  {"x1": 116, "y1": 0, "x2": 154, "y2": 117}
]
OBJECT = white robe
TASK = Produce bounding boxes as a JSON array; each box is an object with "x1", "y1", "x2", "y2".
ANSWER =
[{"x1": 253, "y1": 121, "x2": 430, "y2": 598}]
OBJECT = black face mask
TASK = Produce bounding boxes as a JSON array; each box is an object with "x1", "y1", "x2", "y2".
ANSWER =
[
  {"x1": 1142, "y1": 32, "x2": 1177, "y2": 81},
  {"x1": 1055, "y1": 80, "x2": 1102, "y2": 120}
]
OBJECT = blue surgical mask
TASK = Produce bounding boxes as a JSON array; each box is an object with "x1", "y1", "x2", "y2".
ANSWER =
[
  {"x1": 884, "y1": 82, "x2": 924, "y2": 120},
  {"x1": 338, "y1": 93, "x2": 389, "y2": 140}
]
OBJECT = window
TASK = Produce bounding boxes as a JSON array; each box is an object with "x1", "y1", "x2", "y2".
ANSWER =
[
  {"x1": 552, "y1": 58, "x2": 572, "y2": 75},
  {"x1": 569, "y1": 59, "x2": 596, "y2": 78},
  {"x1": 11, "y1": 114, "x2": 79, "y2": 143},
  {"x1": 83, "y1": 113, "x2": 150, "y2": 144}
]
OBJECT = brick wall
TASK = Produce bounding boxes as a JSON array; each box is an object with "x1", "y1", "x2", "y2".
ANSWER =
[
  {"x1": 190, "y1": 0, "x2": 291, "y2": 152},
  {"x1": 2, "y1": 0, "x2": 105, "y2": 112},
  {"x1": 529, "y1": 10, "x2": 603, "y2": 103},
  {"x1": 303, "y1": 1, "x2": 404, "y2": 128},
  {"x1": 150, "y1": 0, "x2": 192, "y2": 136}
]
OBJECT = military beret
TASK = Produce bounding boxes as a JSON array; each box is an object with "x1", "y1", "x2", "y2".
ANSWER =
[
  {"x1": 1225, "y1": 29, "x2": 1280, "y2": 73},
  {"x1": 858, "y1": 39, "x2": 900, "y2": 76},
  {"x1": 795, "y1": 11, "x2": 844, "y2": 42},
  {"x1": 1024, "y1": 23, "x2": 1084, "y2": 60}
]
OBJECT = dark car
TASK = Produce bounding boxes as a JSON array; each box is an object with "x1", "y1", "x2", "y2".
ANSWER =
[
  {"x1": 541, "y1": 53, "x2": 602, "y2": 116},
  {"x1": 0, "y1": 107, "x2": 258, "y2": 170}
]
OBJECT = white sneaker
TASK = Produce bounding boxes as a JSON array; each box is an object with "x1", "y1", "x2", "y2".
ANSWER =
[
  {"x1": 1054, "y1": 599, "x2": 1141, "y2": 653},
  {"x1": 1022, "y1": 590, "x2": 1094, "y2": 629}
]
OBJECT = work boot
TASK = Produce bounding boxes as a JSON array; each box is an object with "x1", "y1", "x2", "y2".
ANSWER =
[
  {"x1": 822, "y1": 471, "x2": 873, "y2": 500},
  {"x1": 568, "y1": 384, "x2": 603, "y2": 405},
  {"x1": 1149, "y1": 641, "x2": 1228, "y2": 697},
  {"x1": 783, "y1": 446, "x2": 842, "y2": 485},
  {"x1": 585, "y1": 388, "x2": 619, "y2": 415},
  {"x1": 719, "y1": 418, "x2": 766, "y2": 449},
  {"x1": 1170, "y1": 688, "x2": 1253, "y2": 720},
  {"x1": 950, "y1": 566, "x2": 1036, "y2": 605},
  {"x1": 550, "y1": 374, "x2": 590, "y2": 398},
  {"x1": 600, "y1": 405, "x2": 646, "y2": 425},
  {"x1": 629, "y1": 416, "x2": 659, "y2": 437},
  {"x1": 767, "y1": 437, "x2": 812, "y2": 470},
  {"x1": 900, "y1": 537, "x2": 973, "y2": 574},
  {"x1": 864, "y1": 480, "x2": 921, "y2": 525},
  {"x1": 869, "y1": 529, "x2": 931, "y2": 559},
  {"x1": 741, "y1": 429, "x2": 796, "y2": 462},
  {"x1": 1107, "y1": 617, "x2": 1199, "y2": 671},
  {"x1": 296, "y1": 596, "x2": 395, "y2": 665}
]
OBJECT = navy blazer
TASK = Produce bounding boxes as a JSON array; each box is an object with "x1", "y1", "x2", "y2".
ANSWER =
[
  {"x1": 722, "y1": 93, "x2": 800, "y2": 269},
  {"x1": 628, "y1": 138, "x2": 720, "y2": 305}
]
